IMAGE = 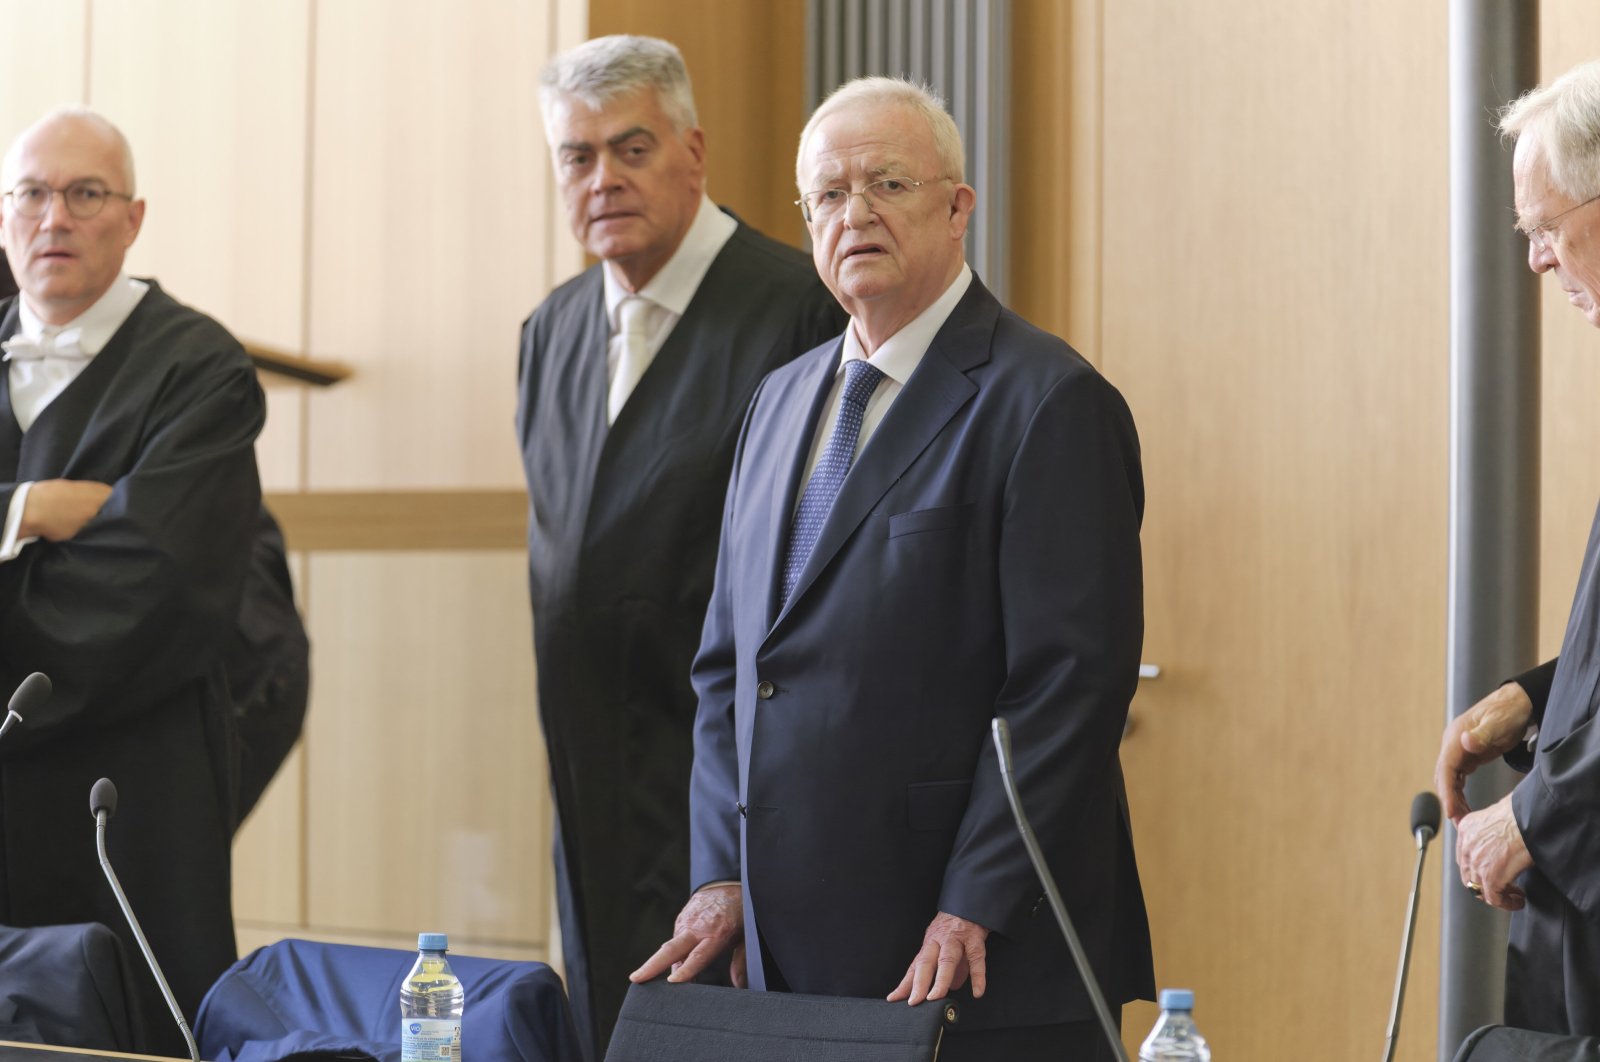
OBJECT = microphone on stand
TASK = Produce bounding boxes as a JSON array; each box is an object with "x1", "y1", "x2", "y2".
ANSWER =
[
  {"x1": 0, "y1": 672, "x2": 51, "y2": 743},
  {"x1": 1380, "y1": 791, "x2": 1441, "y2": 1062},
  {"x1": 991, "y1": 716, "x2": 1130, "y2": 1062},
  {"x1": 90, "y1": 778, "x2": 201, "y2": 1062}
]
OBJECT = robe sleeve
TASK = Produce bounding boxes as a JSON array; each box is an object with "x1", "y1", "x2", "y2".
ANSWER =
[
  {"x1": 1504, "y1": 658, "x2": 1559, "y2": 774},
  {"x1": 1513, "y1": 710, "x2": 1600, "y2": 919},
  {"x1": 0, "y1": 344, "x2": 264, "y2": 754}
]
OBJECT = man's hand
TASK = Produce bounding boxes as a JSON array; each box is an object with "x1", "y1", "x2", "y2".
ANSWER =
[
  {"x1": 20, "y1": 480, "x2": 113, "y2": 542},
  {"x1": 1455, "y1": 792, "x2": 1534, "y2": 910},
  {"x1": 1435, "y1": 681, "x2": 1534, "y2": 821},
  {"x1": 630, "y1": 883, "x2": 746, "y2": 987},
  {"x1": 887, "y1": 911, "x2": 989, "y2": 1005}
]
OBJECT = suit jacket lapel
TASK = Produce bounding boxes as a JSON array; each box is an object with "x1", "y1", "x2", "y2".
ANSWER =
[
  {"x1": 774, "y1": 279, "x2": 999, "y2": 622},
  {"x1": 763, "y1": 342, "x2": 842, "y2": 629}
]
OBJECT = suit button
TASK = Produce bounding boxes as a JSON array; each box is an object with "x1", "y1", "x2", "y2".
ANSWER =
[
  {"x1": 737, "y1": 802, "x2": 748, "y2": 818},
  {"x1": 756, "y1": 680, "x2": 775, "y2": 700}
]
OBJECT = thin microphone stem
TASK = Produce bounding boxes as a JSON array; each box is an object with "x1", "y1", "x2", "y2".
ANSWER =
[
  {"x1": 0, "y1": 710, "x2": 19, "y2": 742},
  {"x1": 1381, "y1": 830, "x2": 1432, "y2": 1062},
  {"x1": 991, "y1": 719, "x2": 1129, "y2": 1062},
  {"x1": 96, "y1": 812, "x2": 200, "y2": 1062}
]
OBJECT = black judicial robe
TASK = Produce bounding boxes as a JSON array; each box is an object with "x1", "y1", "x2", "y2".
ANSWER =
[
  {"x1": 516, "y1": 213, "x2": 843, "y2": 1056},
  {"x1": 0, "y1": 281, "x2": 264, "y2": 1055},
  {"x1": 1504, "y1": 500, "x2": 1600, "y2": 1035}
]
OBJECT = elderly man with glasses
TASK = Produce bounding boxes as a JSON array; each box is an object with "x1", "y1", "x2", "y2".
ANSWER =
[
  {"x1": 0, "y1": 107, "x2": 263, "y2": 1053},
  {"x1": 1436, "y1": 58, "x2": 1600, "y2": 1038},
  {"x1": 633, "y1": 76, "x2": 1154, "y2": 1062}
]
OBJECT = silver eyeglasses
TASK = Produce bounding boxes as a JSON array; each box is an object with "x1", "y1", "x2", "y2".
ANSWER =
[
  {"x1": 795, "y1": 176, "x2": 948, "y2": 223},
  {"x1": 4, "y1": 180, "x2": 134, "y2": 220},
  {"x1": 1516, "y1": 192, "x2": 1600, "y2": 251}
]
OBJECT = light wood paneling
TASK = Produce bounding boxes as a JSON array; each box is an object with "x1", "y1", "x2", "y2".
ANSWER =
[
  {"x1": 304, "y1": 552, "x2": 548, "y2": 948},
  {"x1": 91, "y1": 1, "x2": 309, "y2": 354},
  {"x1": 588, "y1": 0, "x2": 810, "y2": 249},
  {"x1": 0, "y1": 3, "x2": 86, "y2": 140},
  {"x1": 1011, "y1": 0, "x2": 1098, "y2": 358},
  {"x1": 233, "y1": 744, "x2": 306, "y2": 925},
  {"x1": 305, "y1": 0, "x2": 560, "y2": 491},
  {"x1": 267, "y1": 490, "x2": 526, "y2": 551},
  {"x1": 88, "y1": 1, "x2": 310, "y2": 494},
  {"x1": 1028, "y1": 2, "x2": 1451, "y2": 1057}
]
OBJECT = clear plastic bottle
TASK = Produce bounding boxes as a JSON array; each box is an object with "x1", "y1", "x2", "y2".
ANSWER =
[
  {"x1": 1138, "y1": 988, "x2": 1211, "y2": 1061},
  {"x1": 400, "y1": 932, "x2": 464, "y2": 1062}
]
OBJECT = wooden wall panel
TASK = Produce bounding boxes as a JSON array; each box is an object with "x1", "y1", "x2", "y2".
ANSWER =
[
  {"x1": 1016, "y1": 1, "x2": 1451, "y2": 1056},
  {"x1": 303, "y1": 552, "x2": 548, "y2": 950},
  {"x1": 588, "y1": 0, "x2": 810, "y2": 249},
  {"x1": 304, "y1": 0, "x2": 563, "y2": 491},
  {"x1": 88, "y1": 1, "x2": 310, "y2": 495},
  {"x1": 0, "y1": 3, "x2": 86, "y2": 140}
]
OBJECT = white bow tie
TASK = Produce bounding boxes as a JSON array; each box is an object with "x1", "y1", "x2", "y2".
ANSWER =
[{"x1": 2, "y1": 328, "x2": 89, "y2": 362}]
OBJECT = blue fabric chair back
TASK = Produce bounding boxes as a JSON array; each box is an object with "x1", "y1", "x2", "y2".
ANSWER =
[
  {"x1": 195, "y1": 938, "x2": 580, "y2": 1062},
  {"x1": 0, "y1": 922, "x2": 146, "y2": 1053}
]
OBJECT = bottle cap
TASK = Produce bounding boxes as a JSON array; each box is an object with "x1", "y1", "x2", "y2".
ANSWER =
[
  {"x1": 1159, "y1": 988, "x2": 1194, "y2": 1011},
  {"x1": 418, "y1": 932, "x2": 449, "y2": 951}
]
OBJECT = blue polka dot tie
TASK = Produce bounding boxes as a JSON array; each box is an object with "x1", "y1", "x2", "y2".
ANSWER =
[{"x1": 782, "y1": 359, "x2": 886, "y2": 604}]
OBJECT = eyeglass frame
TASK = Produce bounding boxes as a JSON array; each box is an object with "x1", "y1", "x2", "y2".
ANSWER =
[
  {"x1": 794, "y1": 175, "x2": 951, "y2": 224},
  {"x1": 2, "y1": 179, "x2": 135, "y2": 220},
  {"x1": 1516, "y1": 191, "x2": 1600, "y2": 251}
]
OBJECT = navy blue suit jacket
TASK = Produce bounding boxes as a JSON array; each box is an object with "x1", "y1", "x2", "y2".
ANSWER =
[{"x1": 687, "y1": 277, "x2": 1154, "y2": 1030}]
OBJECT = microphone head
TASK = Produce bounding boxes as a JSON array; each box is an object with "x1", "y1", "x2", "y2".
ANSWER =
[
  {"x1": 90, "y1": 777, "x2": 118, "y2": 820},
  {"x1": 8, "y1": 671, "x2": 51, "y2": 716},
  {"x1": 1411, "y1": 791, "x2": 1441, "y2": 840}
]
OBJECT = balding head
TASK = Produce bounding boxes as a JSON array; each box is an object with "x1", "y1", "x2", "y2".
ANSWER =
[{"x1": 0, "y1": 107, "x2": 144, "y2": 325}]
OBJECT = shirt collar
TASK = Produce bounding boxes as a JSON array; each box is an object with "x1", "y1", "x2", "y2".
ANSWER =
[
  {"x1": 839, "y1": 264, "x2": 973, "y2": 384},
  {"x1": 16, "y1": 273, "x2": 150, "y2": 354},
  {"x1": 603, "y1": 196, "x2": 738, "y2": 325}
]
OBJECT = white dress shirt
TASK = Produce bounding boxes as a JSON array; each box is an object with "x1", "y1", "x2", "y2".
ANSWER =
[
  {"x1": 0, "y1": 274, "x2": 149, "y2": 560},
  {"x1": 797, "y1": 264, "x2": 973, "y2": 492},
  {"x1": 600, "y1": 195, "x2": 738, "y2": 418}
]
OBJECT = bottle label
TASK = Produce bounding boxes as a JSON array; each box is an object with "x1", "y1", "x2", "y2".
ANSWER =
[{"x1": 401, "y1": 1018, "x2": 461, "y2": 1062}]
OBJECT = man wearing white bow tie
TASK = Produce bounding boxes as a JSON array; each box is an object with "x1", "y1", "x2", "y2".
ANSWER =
[{"x1": 0, "y1": 106, "x2": 262, "y2": 1054}]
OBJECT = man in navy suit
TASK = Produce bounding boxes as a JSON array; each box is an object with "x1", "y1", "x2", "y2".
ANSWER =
[{"x1": 633, "y1": 77, "x2": 1153, "y2": 1060}]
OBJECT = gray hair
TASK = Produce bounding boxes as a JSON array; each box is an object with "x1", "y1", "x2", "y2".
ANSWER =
[
  {"x1": 539, "y1": 35, "x2": 698, "y2": 135},
  {"x1": 3, "y1": 105, "x2": 137, "y2": 195},
  {"x1": 1500, "y1": 58, "x2": 1600, "y2": 201},
  {"x1": 796, "y1": 76, "x2": 965, "y2": 190}
]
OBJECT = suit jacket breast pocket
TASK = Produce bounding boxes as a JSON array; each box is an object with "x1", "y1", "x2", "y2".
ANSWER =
[
  {"x1": 887, "y1": 503, "x2": 974, "y2": 539},
  {"x1": 906, "y1": 778, "x2": 973, "y2": 832}
]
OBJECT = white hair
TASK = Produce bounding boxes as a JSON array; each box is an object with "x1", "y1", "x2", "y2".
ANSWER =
[
  {"x1": 3, "y1": 105, "x2": 137, "y2": 194},
  {"x1": 539, "y1": 35, "x2": 698, "y2": 135},
  {"x1": 796, "y1": 76, "x2": 965, "y2": 190},
  {"x1": 1500, "y1": 59, "x2": 1600, "y2": 201}
]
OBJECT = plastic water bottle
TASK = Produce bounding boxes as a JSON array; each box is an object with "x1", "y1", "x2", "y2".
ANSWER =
[
  {"x1": 1139, "y1": 988, "x2": 1211, "y2": 1060},
  {"x1": 400, "y1": 932, "x2": 464, "y2": 1062}
]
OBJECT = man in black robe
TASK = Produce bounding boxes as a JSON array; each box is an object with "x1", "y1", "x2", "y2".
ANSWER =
[
  {"x1": 0, "y1": 107, "x2": 262, "y2": 1053},
  {"x1": 1436, "y1": 59, "x2": 1600, "y2": 1036},
  {"x1": 517, "y1": 34, "x2": 843, "y2": 1059}
]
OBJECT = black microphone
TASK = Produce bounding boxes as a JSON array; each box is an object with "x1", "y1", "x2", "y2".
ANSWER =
[
  {"x1": 91, "y1": 778, "x2": 200, "y2": 1062},
  {"x1": 991, "y1": 717, "x2": 1129, "y2": 1062},
  {"x1": 0, "y1": 671, "x2": 52, "y2": 743},
  {"x1": 1381, "y1": 791, "x2": 1441, "y2": 1062}
]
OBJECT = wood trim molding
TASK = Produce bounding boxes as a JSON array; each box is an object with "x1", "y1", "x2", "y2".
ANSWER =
[{"x1": 266, "y1": 490, "x2": 527, "y2": 551}]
